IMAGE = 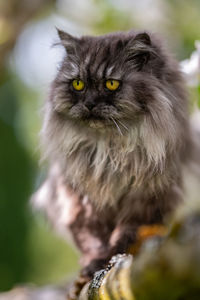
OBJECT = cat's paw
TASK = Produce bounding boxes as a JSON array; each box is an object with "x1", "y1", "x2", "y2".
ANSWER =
[{"x1": 80, "y1": 258, "x2": 110, "y2": 279}]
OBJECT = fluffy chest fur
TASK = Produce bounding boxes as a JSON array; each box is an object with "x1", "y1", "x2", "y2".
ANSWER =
[
  {"x1": 64, "y1": 132, "x2": 136, "y2": 207},
  {"x1": 43, "y1": 114, "x2": 179, "y2": 209}
]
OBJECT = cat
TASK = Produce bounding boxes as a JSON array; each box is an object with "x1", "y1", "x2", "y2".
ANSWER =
[{"x1": 34, "y1": 29, "x2": 200, "y2": 286}]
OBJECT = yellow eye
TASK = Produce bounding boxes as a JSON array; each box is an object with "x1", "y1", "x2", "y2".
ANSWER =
[
  {"x1": 106, "y1": 79, "x2": 120, "y2": 91},
  {"x1": 72, "y1": 79, "x2": 85, "y2": 91}
]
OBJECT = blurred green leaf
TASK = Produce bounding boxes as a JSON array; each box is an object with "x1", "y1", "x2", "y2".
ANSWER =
[
  {"x1": 197, "y1": 85, "x2": 200, "y2": 109},
  {"x1": 26, "y1": 215, "x2": 79, "y2": 286},
  {"x1": 0, "y1": 116, "x2": 33, "y2": 291},
  {"x1": 92, "y1": 0, "x2": 135, "y2": 34}
]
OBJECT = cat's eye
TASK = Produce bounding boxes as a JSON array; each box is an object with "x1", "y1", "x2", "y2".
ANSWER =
[
  {"x1": 105, "y1": 79, "x2": 120, "y2": 91},
  {"x1": 72, "y1": 79, "x2": 85, "y2": 91}
]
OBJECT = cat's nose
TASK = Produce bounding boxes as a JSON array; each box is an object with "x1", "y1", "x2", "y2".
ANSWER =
[{"x1": 85, "y1": 100, "x2": 96, "y2": 111}]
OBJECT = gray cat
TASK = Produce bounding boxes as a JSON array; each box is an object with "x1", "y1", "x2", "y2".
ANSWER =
[{"x1": 34, "y1": 29, "x2": 200, "y2": 286}]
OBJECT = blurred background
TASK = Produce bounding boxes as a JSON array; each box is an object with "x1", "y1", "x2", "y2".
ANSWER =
[{"x1": 0, "y1": 0, "x2": 200, "y2": 292}]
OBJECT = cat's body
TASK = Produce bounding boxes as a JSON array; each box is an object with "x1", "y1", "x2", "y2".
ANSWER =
[{"x1": 35, "y1": 30, "x2": 199, "y2": 280}]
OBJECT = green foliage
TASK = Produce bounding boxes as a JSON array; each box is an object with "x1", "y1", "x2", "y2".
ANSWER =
[
  {"x1": 0, "y1": 75, "x2": 33, "y2": 291},
  {"x1": 26, "y1": 215, "x2": 79, "y2": 286},
  {"x1": 92, "y1": 0, "x2": 135, "y2": 34},
  {"x1": 167, "y1": 0, "x2": 200, "y2": 59},
  {"x1": 197, "y1": 85, "x2": 200, "y2": 109}
]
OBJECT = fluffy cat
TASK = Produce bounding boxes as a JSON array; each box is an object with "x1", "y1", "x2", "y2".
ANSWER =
[{"x1": 34, "y1": 29, "x2": 200, "y2": 284}]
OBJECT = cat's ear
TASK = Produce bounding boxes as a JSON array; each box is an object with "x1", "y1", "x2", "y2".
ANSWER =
[
  {"x1": 125, "y1": 33, "x2": 155, "y2": 70},
  {"x1": 56, "y1": 28, "x2": 79, "y2": 55},
  {"x1": 133, "y1": 32, "x2": 151, "y2": 47}
]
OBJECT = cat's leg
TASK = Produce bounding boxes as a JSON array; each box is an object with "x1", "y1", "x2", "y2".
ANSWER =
[
  {"x1": 66, "y1": 194, "x2": 115, "y2": 299},
  {"x1": 68, "y1": 195, "x2": 115, "y2": 276},
  {"x1": 69, "y1": 194, "x2": 114, "y2": 274}
]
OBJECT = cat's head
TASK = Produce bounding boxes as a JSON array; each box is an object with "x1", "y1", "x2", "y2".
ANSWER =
[{"x1": 50, "y1": 30, "x2": 174, "y2": 131}]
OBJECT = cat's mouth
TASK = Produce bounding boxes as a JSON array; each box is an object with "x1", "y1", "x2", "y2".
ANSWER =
[
  {"x1": 85, "y1": 114, "x2": 105, "y2": 121},
  {"x1": 69, "y1": 104, "x2": 119, "y2": 129},
  {"x1": 83, "y1": 114, "x2": 106, "y2": 129}
]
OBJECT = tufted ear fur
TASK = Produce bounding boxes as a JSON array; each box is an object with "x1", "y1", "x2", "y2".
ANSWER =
[
  {"x1": 56, "y1": 28, "x2": 80, "y2": 55},
  {"x1": 125, "y1": 32, "x2": 155, "y2": 70}
]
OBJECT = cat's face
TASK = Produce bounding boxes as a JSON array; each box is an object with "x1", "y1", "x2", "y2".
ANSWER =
[{"x1": 51, "y1": 30, "x2": 167, "y2": 132}]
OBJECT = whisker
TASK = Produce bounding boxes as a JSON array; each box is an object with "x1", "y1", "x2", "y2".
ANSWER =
[
  {"x1": 111, "y1": 117, "x2": 123, "y2": 136},
  {"x1": 117, "y1": 119, "x2": 129, "y2": 132}
]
